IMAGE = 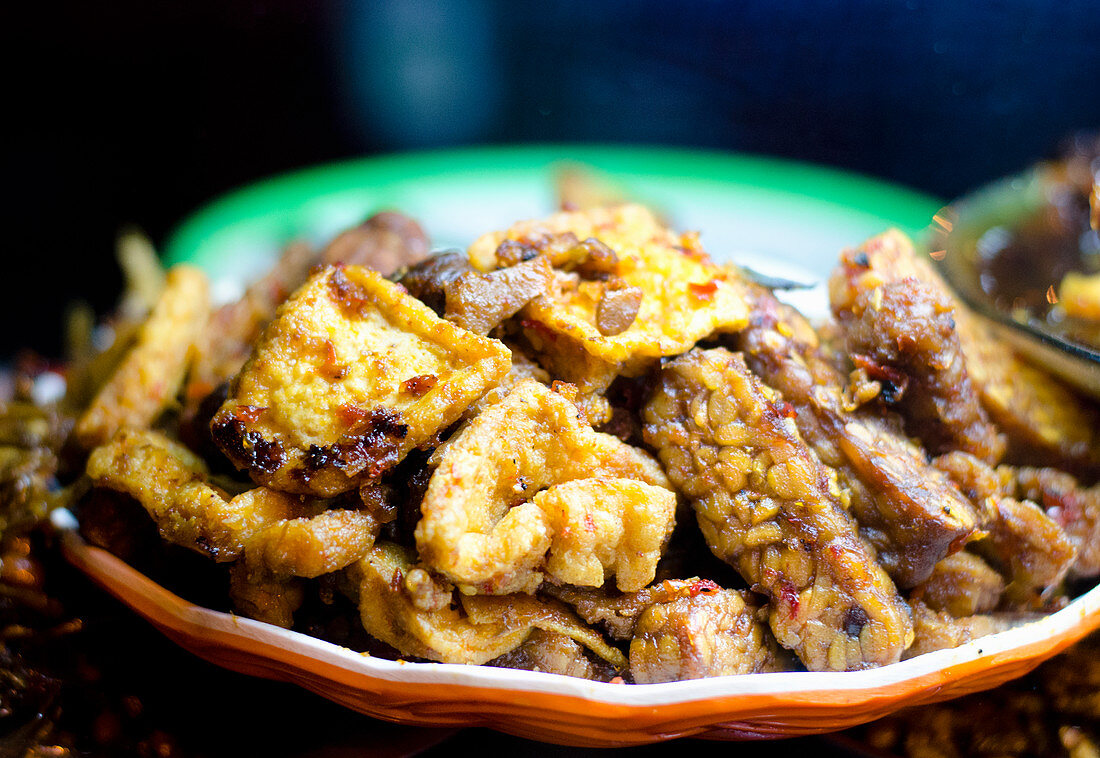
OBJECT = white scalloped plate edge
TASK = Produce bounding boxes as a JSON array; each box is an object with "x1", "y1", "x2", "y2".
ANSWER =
[{"x1": 54, "y1": 509, "x2": 1100, "y2": 709}]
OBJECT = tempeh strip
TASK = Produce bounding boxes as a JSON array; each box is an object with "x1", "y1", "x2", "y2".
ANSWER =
[{"x1": 643, "y1": 348, "x2": 912, "y2": 671}]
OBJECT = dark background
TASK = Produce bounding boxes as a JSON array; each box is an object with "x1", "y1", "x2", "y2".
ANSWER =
[{"x1": 4, "y1": 0, "x2": 1098, "y2": 357}]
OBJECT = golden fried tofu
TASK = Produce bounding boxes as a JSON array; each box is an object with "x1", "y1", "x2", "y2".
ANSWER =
[
  {"x1": 211, "y1": 265, "x2": 511, "y2": 496},
  {"x1": 416, "y1": 379, "x2": 674, "y2": 595},
  {"x1": 75, "y1": 266, "x2": 210, "y2": 448},
  {"x1": 467, "y1": 205, "x2": 749, "y2": 392}
]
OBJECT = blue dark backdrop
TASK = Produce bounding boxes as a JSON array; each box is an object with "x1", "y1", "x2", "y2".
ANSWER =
[{"x1": 5, "y1": 0, "x2": 1099, "y2": 355}]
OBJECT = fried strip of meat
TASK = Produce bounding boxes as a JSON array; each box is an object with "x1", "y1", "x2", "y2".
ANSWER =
[
  {"x1": 1005, "y1": 466, "x2": 1100, "y2": 579},
  {"x1": 643, "y1": 348, "x2": 913, "y2": 671},
  {"x1": 545, "y1": 578, "x2": 731, "y2": 641},
  {"x1": 488, "y1": 629, "x2": 610, "y2": 681},
  {"x1": 86, "y1": 428, "x2": 300, "y2": 560},
  {"x1": 737, "y1": 286, "x2": 982, "y2": 588},
  {"x1": 211, "y1": 265, "x2": 511, "y2": 496},
  {"x1": 629, "y1": 586, "x2": 781, "y2": 683},
  {"x1": 320, "y1": 211, "x2": 430, "y2": 276},
  {"x1": 462, "y1": 593, "x2": 627, "y2": 669},
  {"x1": 343, "y1": 542, "x2": 535, "y2": 665},
  {"x1": 829, "y1": 231, "x2": 1005, "y2": 463},
  {"x1": 229, "y1": 562, "x2": 304, "y2": 629},
  {"x1": 444, "y1": 256, "x2": 553, "y2": 336},
  {"x1": 75, "y1": 266, "x2": 210, "y2": 448},
  {"x1": 468, "y1": 204, "x2": 749, "y2": 393},
  {"x1": 416, "y1": 379, "x2": 674, "y2": 594}
]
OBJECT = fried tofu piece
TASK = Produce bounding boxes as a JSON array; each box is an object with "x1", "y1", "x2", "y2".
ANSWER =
[
  {"x1": 416, "y1": 379, "x2": 674, "y2": 595},
  {"x1": 211, "y1": 265, "x2": 511, "y2": 496},
  {"x1": 468, "y1": 205, "x2": 749, "y2": 393},
  {"x1": 86, "y1": 428, "x2": 300, "y2": 560},
  {"x1": 75, "y1": 266, "x2": 210, "y2": 448},
  {"x1": 738, "y1": 287, "x2": 983, "y2": 588},
  {"x1": 829, "y1": 231, "x2": 1006, "y2": 464},
  {"x1": 344, "y1": 542, "x2": 533, "y2": 665},
  {"x1": 644, "y1": 348, "x2": 913, "y2": 671},
  {"x1": 629, "y1": 587, "x2": 782, "y2": 683}
]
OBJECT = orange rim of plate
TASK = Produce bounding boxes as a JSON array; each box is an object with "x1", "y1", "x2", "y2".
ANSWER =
[{"x1": 59, "y1": 527, "x2": 1100, "y2": 746}]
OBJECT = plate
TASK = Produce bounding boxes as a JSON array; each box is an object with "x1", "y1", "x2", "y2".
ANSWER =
[
  {"x1": 163, "y1": 144, "x2": 942, "y2": 302},
  {"x1": 91, "y1": 145, "x2": 1097, "y2": 744}
]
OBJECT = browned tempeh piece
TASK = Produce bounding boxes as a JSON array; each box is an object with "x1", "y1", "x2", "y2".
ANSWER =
[
  {"x1": 911, "y1": 551, "x2": 1005, "y2": 618},
  {"x1": 629, "y1": 587, "x2": 782, "y2": 683},
  {"x1": 643, "y1": 348, "x2": 912, "y2": 671},
  {"x1": 1005, "y1": 466, "x2": 1100, "y2": 579},
  {"x1": 903, "y1": 601, "x2": 1032, "y2": 660},
  {"x1": 829, "y1": 232, "x2": 1005, "y2": 463},
  {"x1": 934, "y1": 452, "x2": 1077, "y2": 608},
  {"x1": 737, "y1": 286, "x2": 982, "y2": 588}
]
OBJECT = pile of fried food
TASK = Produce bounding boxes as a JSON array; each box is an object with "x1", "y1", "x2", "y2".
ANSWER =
[{"x1": 38, "y1": 196, "x2": 1100, "y2": 683}]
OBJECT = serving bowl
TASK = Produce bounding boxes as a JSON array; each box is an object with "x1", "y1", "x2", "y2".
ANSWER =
[{"x1": 61, "y1": 145, "x2": 1100, "y2": 744}]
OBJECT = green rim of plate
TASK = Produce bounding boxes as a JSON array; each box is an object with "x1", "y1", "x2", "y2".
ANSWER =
[{"x1": 164, "y1": 143, "x2": 943, "y2": 277}]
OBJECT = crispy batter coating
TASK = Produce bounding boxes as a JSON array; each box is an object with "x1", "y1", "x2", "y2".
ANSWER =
[
  {"x1": 829, "y1": 232, "x2": 1005, "y2": 463},
  {"x1": 643, "y1": 348, "x2": 913, "y2": 671},
  {"x1": 344, "y1": 542, "x2": 529, "y2": 665},
  {"x1": 629, "y1": 587, "x2": 781, "y2": 683},
  {"x1": 469, "y1": 205, "x2": 748, "y2": 392},
  {"x1": 75, "y1": 266, "x2": 210, "y2": 448},
  {"x1": 416, "y1": 379, "x2": 674, "y2": 594},
  {"x1": 211, "y1": 265, "x2": 511, "y2": 496},
  {"x1": 1006, "y1": 466, "x2": 1100, "y2": 579},
  {"x1": 86, "y1": 428, "x2": 300, "y2": 560},
  {"x1": 738, "y1": 288, "x2": 982, "y2": 588},
  {"x1": 911, "y1": 552, "x2": 1005, "y2": 618},
  {"x1": 242, "y1": 508, "x2": 380, "y2": 579}
]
